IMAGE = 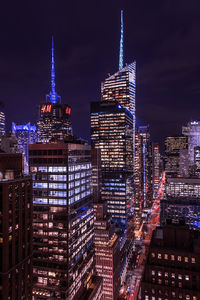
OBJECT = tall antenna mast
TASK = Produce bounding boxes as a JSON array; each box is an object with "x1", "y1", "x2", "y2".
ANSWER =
[
  {"x1": 119, "y1": 10, "x2": 124, "y2": 70},
  {"x1": 47, "y1": 36, "x2": 61, "y2": 103}
]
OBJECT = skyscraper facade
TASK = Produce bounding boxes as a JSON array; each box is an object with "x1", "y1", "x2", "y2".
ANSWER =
[
  {"x1": 0, "y1": 153, "x2": 33, "y2": 300},
  {"x1": 29, "y1": 139, "x2": 95, "y2": 300},
  {"x1": 182, "y1": 121, "x2": 200, "y2": 165},
  {"x1": 134, "y1": 129, "x2": 143, "y2": 231},
  {"x1": 91, "y1": 101, "x2": 134, "y2": 229},
  {"x1": 12, "y1": 122, "x2": 37, "y2": 173},
  {"x1": 0, "y1": 111, "x2": 5, "y2": 136},
  {"x1": 152, "y1": 143, "x2": 161, "y2": 197},
  {"x1": 161, "y1": 177, "x2": 200, "y2": 230},
  {"x1": 92, "y1": 148, "x2": 120, "y2": 299},
  {"x1": 37, "y1": 38, "x2": 72, "y2": 142},
  {"x1": 164, "y1": 135, "x2": 188, "y2": 176},
  {"x1": 134, "y1": 126, "x2": 153, "y2": 232},
  {"x1": 138, "y1": 125, "x2": 153, "y2": 208}
]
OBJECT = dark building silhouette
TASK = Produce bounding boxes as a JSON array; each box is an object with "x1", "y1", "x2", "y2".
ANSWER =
[
  {"x1": 141, "y1": 224, "x2": 200, "y2": 300},
  {"x1": 0, "y1": 153, "x2": 33, "y2": 300}
]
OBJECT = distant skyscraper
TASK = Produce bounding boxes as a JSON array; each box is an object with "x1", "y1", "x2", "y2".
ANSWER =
[
  {"x1": 161, "y1": 176, "x2": 200, "y2": 230},
  {"x1": 91, "y1": 101, "x2": 134, "y2": 229},
  {"x1": 182, "y1": 121, "x2": 200, "y2": 165},
  {"x1": 12, "y1": 122, "x2": 37, "y2": 173},
  {"x1": 0, "y1": 111, "x2": 5, "y2": 136},
  {"x1": 138, "y1": 125, "x2": 153, "y2": 208},
  {"x1": 165, "y1": 135, "x2": 188, "y2": 175},
  {"x1": 29, "y1": 139, "x2": 95, "y2": 299},
  {"x1": 152, "y1": 143, "x2": 161, "y2": 196},
  {"x1": 134, "y1": 129, "x2": 143, "y2": 231},
  {"x1": 134, "y1": 126, "x2": 153, "y2": 231},
  {"x1": 0, "y1": 152, "x2": 33, "y2": 300},
  {"x1": 37, "y1": 37, "x2": 72, "y2": 142}
]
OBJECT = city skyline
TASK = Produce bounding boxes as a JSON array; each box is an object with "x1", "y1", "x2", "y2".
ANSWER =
[{"x1": 1, "y1": 2, "x2": 200, "y2": 147}]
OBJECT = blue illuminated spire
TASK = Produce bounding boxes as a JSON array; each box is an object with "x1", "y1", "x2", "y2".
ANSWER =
[
  {"x1": 119, "y1": 10, "x2": 124, "y2": 71},
  {"x1": 47, "y1": 36, "x2": 61, "y2": 103}
]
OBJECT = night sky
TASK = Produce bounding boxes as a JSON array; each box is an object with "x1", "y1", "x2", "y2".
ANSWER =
[{"x1": 1, "y1": 1, "x2": 200, "y2": 150}]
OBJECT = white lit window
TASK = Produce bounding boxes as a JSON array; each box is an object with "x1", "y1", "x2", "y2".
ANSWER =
[
  {"x1": 191, "y1": 257, "x2": 196, "y2": 264},
  {"x1": 177, "y1": 256, "x2": 182, "y2": 261}
]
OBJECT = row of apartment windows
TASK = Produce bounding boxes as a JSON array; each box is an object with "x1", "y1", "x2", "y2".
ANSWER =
[
  {"x1": 145, "y1": 295, "x2": 197, "y2": 300},
  {"x1": 152, "y1": 270, "x2": 191, "y2": 280},
  {"x1": 151, "y1": 252, "x2": 196, "y2": 263}
]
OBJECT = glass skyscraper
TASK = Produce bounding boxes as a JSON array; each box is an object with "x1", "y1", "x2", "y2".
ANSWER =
[
  {"x1": 91, "y1": 101, "x2": 134, "y2": 229},
  {"x1": 101, "y1": 62, "x2": 136, "y2": 152},
  {"x1": 29, "y1": 139, "x2": 95, "y2": 299}
]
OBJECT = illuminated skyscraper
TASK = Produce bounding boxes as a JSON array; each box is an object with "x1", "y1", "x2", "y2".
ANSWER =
[
  {"x1": 134, "y1": 129, "x2": 143, "y2": 231},
  {"x1": 164, "y1": 135, "x2": 188, "y2": 175},
  {"x1": 182, "y1": 121, "x2": 200, "y2": 165},
  {"x1": 29, "y1": 139, "x2": 95, "y2": 300},
  {"x1": 101, "y1": 10, "x2": 136, "y2": 154},
  {"x1": 0, "y1": 153, "x2": 33, "y2": 300},
  {"x1": 12, "y1": 122, "x2": 37, "y2": 173},
  {"x1": 92, "y1": 148, "x2": 120, "y2": 299},
  {"x1": 138, "y1": 125, "x2": 153, "y2": 208},
  {"x1": 91, "y1": 101, "x2": 134, "y2": 229},
  {"x1": 0, "y1": 111, "x2": 5, "y2": 136},
  {"x1": 37, "y1": 37, "x2": 72, "y2": 142},
  {"x1": 152, "y1": 143, "x2": 161, "y2": 197},
  {"x1": 91, "y1": 11, "x2": 135, "y2": 230},
  {"x1": 161, "y1": 176, "x2": 200, "y2": 230},
  {"x1": 134, "y1": 126, "x2": 153, "y2": 231}
]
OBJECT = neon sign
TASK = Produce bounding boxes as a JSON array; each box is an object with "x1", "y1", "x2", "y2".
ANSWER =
[
  {"x1": 41, "y1": 104, "x2": 52, "y2": 113},
  {"x1": 66, "y1": 107, "x2": 71, "y2": 115}
]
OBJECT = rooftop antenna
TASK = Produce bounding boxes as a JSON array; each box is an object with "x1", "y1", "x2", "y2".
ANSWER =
[
  {"x1": 119, "y1": 10, "x2": 124, "y2": 70},
  {"x1": 47, "y1": 36, "x2": 61, "y2": 103}
]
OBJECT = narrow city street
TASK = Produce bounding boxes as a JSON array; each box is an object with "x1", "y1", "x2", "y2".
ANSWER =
[{"x1": 120, "y1": 173, "x2": 165, "y2": 300}]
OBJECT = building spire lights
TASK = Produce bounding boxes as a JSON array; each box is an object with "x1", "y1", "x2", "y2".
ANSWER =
[
  {"x1": 119, "y1": 10, "x2": 124, "y2": 71},
  {"x1": 47, "y1": 36, "x2": 61, "y2": 104}
]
